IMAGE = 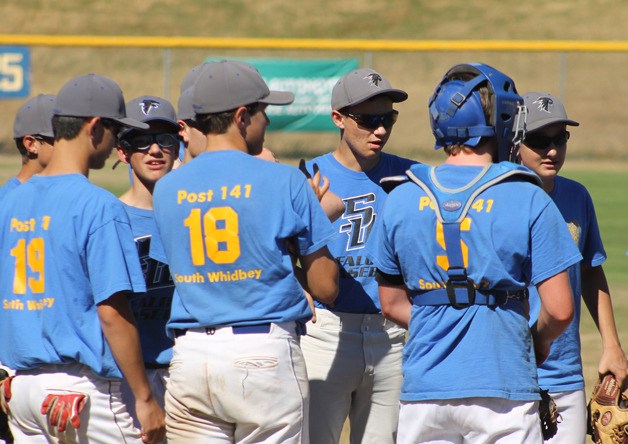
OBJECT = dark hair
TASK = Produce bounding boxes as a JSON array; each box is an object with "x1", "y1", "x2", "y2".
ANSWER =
[
  {"x1": 13, "y1": 138, "x2": 34, "y2": 164},
  {"x1": 194, "y1": 110, "x2": 237, "y2": 135},
  {"x1": 52, "y1": 115, "x2": 89, "y2": 141},
  {"x1": 194, "y1": 103, "x2": 259, "y2": 135}
]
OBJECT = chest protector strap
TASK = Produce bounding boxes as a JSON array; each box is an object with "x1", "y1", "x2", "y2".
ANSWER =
[{"x1": 406, "y1": 162, "x2": 540, "y2": 309}]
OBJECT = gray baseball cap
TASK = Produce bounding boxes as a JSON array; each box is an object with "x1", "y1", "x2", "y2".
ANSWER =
[
  {"x1": 192, "y1": 60, "x2": 294, "y2": 114},
  {"x1": 13, "y1": 94, "x2": 56, "y2": 138},
  {"x1": 119, "y1": 95, "x2": 180, "y2": 139},
  {"x1": 523, "y1": 92, "x2": 579, "y2": 132},
  {"x1": 177, "y1": 87, "x2": 195, "y2": 121},
  {"x1": 180, "y1": 63, "x2": 206, "y2": 94},
  {"x1": 331, "y1": 68, "x2": 408, "y2": 110},
  {"x1": 178, "y1": 63, "x2": 205, "y2": 120},
  {"x1": 53, "y1": 74, "x2": 148, "y2": 130},
  {"x1": 125, "y1": 96, "x2": 179, "y2": 129}
]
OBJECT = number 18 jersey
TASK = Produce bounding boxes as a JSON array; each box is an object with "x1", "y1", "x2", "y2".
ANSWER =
[{"x1": 152, "y1": 150, "x2": 336, "y2": 334}]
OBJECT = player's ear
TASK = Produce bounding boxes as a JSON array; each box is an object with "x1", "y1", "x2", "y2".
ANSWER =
[
  {"x1": 86, "y1": 117, "x2": 104, "y2": 145},
  {"x1": 115, "y1": 145, "x2": 130, "y2": 165},
  {"x1": 178, "y1": 120, "x2": 190, "y2": 143},
  {"x1": 234, "y1": 106, "x2": 249, "y2": 129},
  {"x1": 331, "y1": 110, "x2": 345, "y2": 130},
  {"x1": 22, "y1": 135, "x2": 39, "y2": 156}
]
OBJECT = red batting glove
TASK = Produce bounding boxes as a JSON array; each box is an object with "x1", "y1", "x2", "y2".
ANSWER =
[
  {"x1": 40, "y1": 393, "x2": 87, "y2": 432},
  {"x1": 0, "y1": 375, "x2": 12, "y2": 414}
]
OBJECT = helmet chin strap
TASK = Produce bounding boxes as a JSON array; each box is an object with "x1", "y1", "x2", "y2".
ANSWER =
[{"x1": 510, "y1": 104, "x2": 528, "y2": 163}]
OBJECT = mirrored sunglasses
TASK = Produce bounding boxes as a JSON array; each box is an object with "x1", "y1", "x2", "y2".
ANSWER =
[
  {"x1": 524, "y1": 130, "x2": 570, "y2": 150},
  {"x1": 342, "y1": 110, "x2": 399, "y2": 130},
  {"x1": 120, "y1": 133, "x2": 179, "y2": 151}
]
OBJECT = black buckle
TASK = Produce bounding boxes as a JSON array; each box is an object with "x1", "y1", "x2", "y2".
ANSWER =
[{"x1": 446, "y1": 276, "x2": 476, "y2": 309}]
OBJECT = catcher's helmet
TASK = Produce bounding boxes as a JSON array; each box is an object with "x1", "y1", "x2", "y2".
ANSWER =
[{"x1": 428, "y1": 63, "x2": 523, "y2": 162}]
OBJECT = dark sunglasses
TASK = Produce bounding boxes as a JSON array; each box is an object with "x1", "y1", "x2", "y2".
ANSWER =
[
  {"x1": 34, "y1": 135, "x2": 55, "y2": 145},
  {"x1": 120, "y1": 133, "x2": 180, "y2": 151},
  {"x1": 342, "y1": 110, "x2": 399, "y2": 130},
  {"x1": 524, "y1": 130, "x2": 570, "y2": 150}
]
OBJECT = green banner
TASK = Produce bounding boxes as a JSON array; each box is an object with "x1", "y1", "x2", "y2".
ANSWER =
[{"x1": 204, "y1": 57, "x2": 359, "y2": 132}]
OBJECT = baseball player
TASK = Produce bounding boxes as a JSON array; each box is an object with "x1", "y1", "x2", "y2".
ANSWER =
[
  {"x1": 0, "y1": 74, "x2": 165, "y2": 443},
  {"x1": 177, "y1": 63, "x2": 208, "y2": 162},
  {"x1": 517, "y1": 91, "x2": 628, "y2": 443},
  {"x1": 369, "y1": 63, "x2": 582, "y2": 442},
  {"x1": 151, "y1": 60, "x2": 339, "y2": 443},
  {"x1": 300, "y1": 68, "x2": 415, "y2": 444},
  {"x1": 0, "y1": 94, "x2": 56, "y2": 202},
  {"x1": 115, "y1": 95, "x2": 180, "y2": 434},
  {"x1": 0, "y1": 94, "x2": 57, "y2": 444}
]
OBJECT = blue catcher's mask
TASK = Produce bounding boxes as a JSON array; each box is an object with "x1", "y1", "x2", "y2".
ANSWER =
[{"x1": 428, "y1": 63, "x2": 523, "y2": 162}]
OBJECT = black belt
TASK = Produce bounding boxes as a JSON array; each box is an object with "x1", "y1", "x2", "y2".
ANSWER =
[
  {"x1": 144, "y1": 362, "x2": 169, "y2": 370},
  {"x1": 174, "y1": 323, "x2": 272, "y2": 338}
]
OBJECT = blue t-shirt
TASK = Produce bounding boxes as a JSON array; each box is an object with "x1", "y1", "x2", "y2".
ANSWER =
[
  {"x1": 371, "y1": 164, "x2": 582, "y2": 402},
  {"x1": 152, "y1": 150, "x2": 336, "y2": 335},
  {"x1": 0, "y1": 176, "x2": 22, "y2": 202},
  {"x1": 0, "y1": 175, "x2": 146, "y2": 379},
  {"x1": 123, "y1": 205, "x2": 175, "y2": 366},
  {"x1": 528, "y1": 176, "x2": 606, "y2": 392},
  {"x1": 306, "y1": 152, "x2": 416, "y2": 313}
]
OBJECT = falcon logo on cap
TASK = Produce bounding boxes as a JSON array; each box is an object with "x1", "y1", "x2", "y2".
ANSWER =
[
  {"x1": 364, "y1": 73, "x2": 383, "y2": 87},
  {"x1": 533, "y1": 97, "x2": 553, "y2": 113},
  {"x1": 140, "y1": 99, "x2": 160, "y2": 115}
]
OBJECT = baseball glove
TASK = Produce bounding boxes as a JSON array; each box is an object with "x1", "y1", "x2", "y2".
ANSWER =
[
  {"x1": 588, "y1": 374, "x2": 628, "y2": 444},
  {"x1": 539, "y1": 388, "x2": 560, "y2": 440},
  {"x1": 41, "y1": 392, "x2": 88, "y2": 433}
]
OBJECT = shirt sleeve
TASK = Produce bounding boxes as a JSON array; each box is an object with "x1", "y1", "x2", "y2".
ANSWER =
[{"x1": 87, "y1": 211, "x2": 147, "y2": 304}]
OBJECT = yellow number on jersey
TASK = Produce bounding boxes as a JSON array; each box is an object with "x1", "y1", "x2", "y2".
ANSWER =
[
  {"x1": 184, "y1": 206, "x2": 241, "y2": 266},
  {"x1": 10, "y1": 237, "x2": 45, "y2": 294},
  {"x1": 436, "y1": 218, "x2": 471, "y2": 271},
  {"x1": 204, "y1": 207, "x2": 240, "y2": 264}
]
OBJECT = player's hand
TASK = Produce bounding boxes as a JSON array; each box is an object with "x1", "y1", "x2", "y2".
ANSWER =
[
  {"x1": 299, "y1": 159, "x2": 344, "y2": 221},
  {"x1": 598, "y1": 346, "x2": 628, "y2": 390},
  {"x1": 304, "y1": 290, "x2": 317, "y2": 324},
  {"x1": 300, "y1": 160, "x2": 330, "y2": 201},
  {"x1": 136, "y1": 398, "x2": 166, "y2": 444},
  {"x1": 40, "y1": 392, "x2": 87, "y2": 432},
  {"x1": 0, "y1": 372, "x2": 12, "y2": 414}
]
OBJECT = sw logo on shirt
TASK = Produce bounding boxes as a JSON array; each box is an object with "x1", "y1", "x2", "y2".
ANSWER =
[{"x1": 339, "y1": 193, "x2": 376, "y2": 251}]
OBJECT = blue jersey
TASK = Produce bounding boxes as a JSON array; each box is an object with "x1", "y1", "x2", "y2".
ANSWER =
[
  {"x1": 0, "y1": 176, "x2": 21, "y2": 202},
  {"x1": 0, "y1": 175, "x2": 146, "y2": 379},
  {"x1": 123, "y1": 205, "x2": 175, "y2": 366},
  {"x1": 306, "y1": 152, "x2": 416, "y2": 313},
  {"x1": 152, "y1": 150, "x2": 336, "y2": 334},
  {"x1": 528, "y1": 176, "x2": 606, "y2": 392},
  {"x1": 371, "y1": 164, "x2": 582, "y2": 402}
]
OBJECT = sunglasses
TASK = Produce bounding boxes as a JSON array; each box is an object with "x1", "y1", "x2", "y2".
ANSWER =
[
  {"x1": 34, "y1": 135, "x2": 55, "y2": 145},
  {"x1": 120, "y1": 133, "x2": 180, "y2": 151},
  {"x1": 342, "y1": 110, "x2": 399, "y2": 130},
  {"x1": 523, "y1": 130, "x2": 570, "y2": 150}
]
